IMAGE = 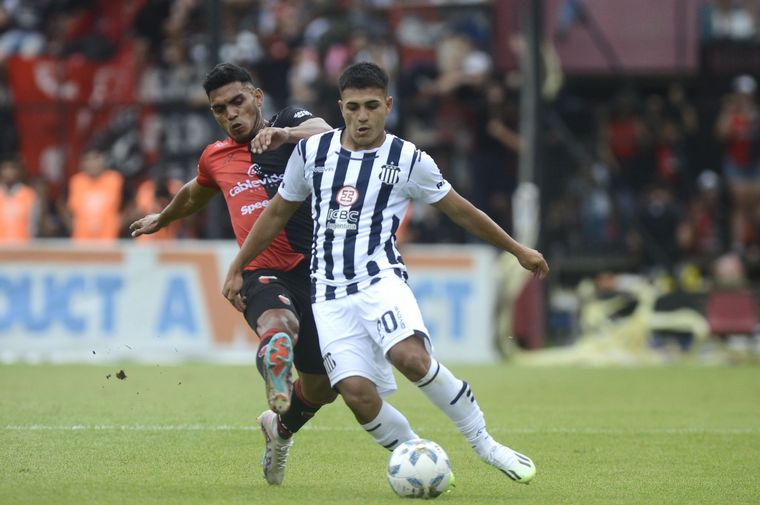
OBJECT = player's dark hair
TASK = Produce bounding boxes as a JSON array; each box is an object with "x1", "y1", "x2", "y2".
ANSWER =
[
  {"x1": 338, "y1": 62, "x2": 388, "y2": 94},
  {"x1": 202, "y1": 63, "x2": 255, "y2": 95}
]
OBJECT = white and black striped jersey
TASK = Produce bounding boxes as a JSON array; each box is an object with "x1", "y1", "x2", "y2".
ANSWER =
[{"x1": 279, "y1": 129, "x2": 451, "y2": 302}]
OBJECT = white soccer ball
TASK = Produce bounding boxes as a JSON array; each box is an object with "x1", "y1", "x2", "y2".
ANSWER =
[{"x1": 386, "y1": 439, "x2": 453, "y2": 499}]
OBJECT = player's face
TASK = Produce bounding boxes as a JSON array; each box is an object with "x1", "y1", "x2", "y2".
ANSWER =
[
  {"x1": 339, "y1": 87, "x2": 392, "y2": 150},
  {"x1": 208, "y1": 82, "x2": 264, "y2": 144}
]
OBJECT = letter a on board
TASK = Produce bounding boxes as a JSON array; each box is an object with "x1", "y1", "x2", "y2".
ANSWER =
[{"x1": 158, "y1": 275, "x2": 198, "y2": 335}]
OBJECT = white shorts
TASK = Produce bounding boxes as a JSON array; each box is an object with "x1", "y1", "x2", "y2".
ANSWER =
[{"x1": 312, "y1": 275, "x2": 432, "y2": 397}]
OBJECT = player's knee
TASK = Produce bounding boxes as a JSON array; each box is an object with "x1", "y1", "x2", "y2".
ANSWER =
[
  {"x1": 337, "y1": 377, "x2": 379, "y2": 413},
  {"x1": 388, "y1": 340, "x2": 430, "y2": 382},
  {"x1": 257, "y1": 309, "x2": 299, "y2": 342}
]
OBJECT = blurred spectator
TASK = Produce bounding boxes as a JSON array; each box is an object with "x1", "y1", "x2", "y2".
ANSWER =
[
  {"x1": 0, "y1": 67, "x2": 14, "y2": 160},
  {"x1": 62, "y1": 146, "x2": 124, "y2": 241},
  {"x1": 67, "y1": 0, "x2": 144, "y2": 59},
  {"x1": 598, "y1": 90, "x2": 653, "y2": 195},
  {"x1": 701, "y1": 0, "x2": 758, "y2": 40},
  {"x1": 642, "y1": 89, "x2": 695, "y2": 201},
  {"x1": 435, "y1": 31, "x2": 491, "y2": 95},
  {"x1": 544, "y1": 192, "x2": 583, "y2": 256},
  {"x1": 0, "y1": 157, "x2": 39, "y2": 242},
  {"x1": 128, "y1": 168, "x2": 184, "y2": 242},
  {"x1": 403, "y1": 203, "x2": 468, "y2": 244},
  {"x1": 653, "y1": 116, "x2": 690, "y2": 200},
  {"x1": 251, "y1": 0, "x2": 307, "y2": 110},
  {"x1": 0, "y1": 0, "x2": 45, "y2": 62},
  {"x1": 715, "y1": 74, "x2": 760, "y2": 251},
  {"x1": 469, "y1": 76, "x2": 520, "y2": 232},
  {"x1": 577, "y1": 162, "x2": 623, "y2": 251},
  {"x1": 630, "y1": 183, "x2": 684, "y2": 271},
  {"x1": 665, "y1": 83, "x2": 701, "y2": 182},
  {"x1": 677, "y1": 170, "x2": 731, "y2": 262},
  {"x1": 28, "y1": 172, "x2": 60, "y2": 237},
  {"x1": 712, "y1": 251, "x2": 749, "y2": 287},
  {"x1": 288, "y1": 45, "x2": 321, "y2": 108},
  {"x1": 665, "y1": 83, "x2": 700, "y2": 139}
]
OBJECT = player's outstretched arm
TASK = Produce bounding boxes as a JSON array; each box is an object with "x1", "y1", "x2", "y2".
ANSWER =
[
  {"x1": 250, "y1": 118, "x2": 332, "y2": 154},
  {"x1": 222, "y1": 193, "x2": 303, "y2": 311},
  {"x1": 129, "y1": 178, "x2": 217, "y2": 237},
  {"x1": 432, "y1": 188, "x2": 549, "y2": 279}
]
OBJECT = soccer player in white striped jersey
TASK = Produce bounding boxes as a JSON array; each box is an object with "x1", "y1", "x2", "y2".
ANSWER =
[{"x1": 223, "y1": 62, "x2": 549, "y2": 485}]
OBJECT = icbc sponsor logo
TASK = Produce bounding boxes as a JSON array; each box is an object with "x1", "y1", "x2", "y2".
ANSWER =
[
  {"x1": 327, "y1": 209, "x2": 359, "y2": 221},
  {"x1": 327, "y1": 208, "x2": 359, "y2": 231}
]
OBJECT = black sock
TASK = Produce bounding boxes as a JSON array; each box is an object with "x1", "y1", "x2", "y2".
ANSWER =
[{"x1": 278, "y1": 378, "x2": 322, "y2": 437}]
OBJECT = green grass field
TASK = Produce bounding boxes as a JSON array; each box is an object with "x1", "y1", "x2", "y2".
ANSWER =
[{"x1": 1, "y1": 363, "x2": 759, "y2": 504}]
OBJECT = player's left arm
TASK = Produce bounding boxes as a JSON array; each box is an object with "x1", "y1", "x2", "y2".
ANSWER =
[
  {"x1": 250, "y1": 117, "x2": 332, "y2": 154},
  {"x1": 432, "y1": 189, "x2": 549, "y2": 278}
]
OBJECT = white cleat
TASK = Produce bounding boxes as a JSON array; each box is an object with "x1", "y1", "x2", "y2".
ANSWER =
[
  {"x1": 483, "y1": 444, "x2": 536, "y2": 484},
  {"x1": 257, "y1": 410, "x2": 293, "y2": 485}
]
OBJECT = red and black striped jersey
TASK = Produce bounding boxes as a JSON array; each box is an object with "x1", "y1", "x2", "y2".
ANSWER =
[{"x1": 197, "y1": 106, "x2": 314, "y2": 272}]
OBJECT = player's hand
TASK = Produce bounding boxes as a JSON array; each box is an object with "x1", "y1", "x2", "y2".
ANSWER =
[
  {"x1": 129, "y1": 213, "x2": 163, "y2": 238},
  {"x1": 250, "y1": 127, "x2": 289, "y2": 154},
  {"x1": 222, "y1": 267, "x2": 246, "y2": 312},
  {"x1": 516, "y1": 246, "x2": 549, "y2": 279}
]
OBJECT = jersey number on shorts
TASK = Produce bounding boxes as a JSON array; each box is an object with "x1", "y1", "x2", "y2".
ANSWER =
[{"x1": 377, "y1": 310, "x2": 399, "y2": 337}]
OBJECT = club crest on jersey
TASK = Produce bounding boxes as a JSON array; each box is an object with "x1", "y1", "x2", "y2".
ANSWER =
[
  {"x1": 378, "y1": 162, "x2": 401, "y2": 185},
  {"x1": 336, "y1": 186, "x2": 360, "y2": 207},
  {"x1": 247, "y1": 163, "x2": 261, "y2": 177}
]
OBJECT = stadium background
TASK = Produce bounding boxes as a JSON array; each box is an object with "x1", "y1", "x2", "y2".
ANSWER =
[{"x1": 2, "y1": 0, "x2": 760, "y2": 363}]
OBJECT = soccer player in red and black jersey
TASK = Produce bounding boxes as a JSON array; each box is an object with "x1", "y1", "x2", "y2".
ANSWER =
[{"x1": 129, "y1": 63, "x2": 336, "y2": 485}]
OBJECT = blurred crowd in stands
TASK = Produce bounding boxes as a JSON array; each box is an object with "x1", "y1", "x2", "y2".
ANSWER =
[{"x1": 3, "y1": 0, "x2": 760, "y2": 283}]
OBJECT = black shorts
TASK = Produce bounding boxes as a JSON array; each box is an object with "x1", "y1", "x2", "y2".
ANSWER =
[{"x1": 241, "y1": 260, "x2": 325, "y2": 375}]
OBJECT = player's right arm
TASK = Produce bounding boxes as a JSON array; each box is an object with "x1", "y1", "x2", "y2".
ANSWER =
[{"x1": 129, "y1": 178, "x2": 217, "y2": 237}]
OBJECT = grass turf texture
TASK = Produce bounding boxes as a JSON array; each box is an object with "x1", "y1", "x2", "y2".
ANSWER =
[{"x1": 1, "y1": 364, "x2": 759, "y2": 504}]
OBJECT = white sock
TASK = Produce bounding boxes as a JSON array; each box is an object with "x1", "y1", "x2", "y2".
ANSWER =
[
  {"x1": 415, "y1": 358, "x2": 493, "y2": 456},
  {"x1": 361, "y1": 401, "x2": 419, "y2": 451}
]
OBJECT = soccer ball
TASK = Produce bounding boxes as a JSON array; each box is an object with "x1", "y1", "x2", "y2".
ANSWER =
[{"x1": 386, "y1": 439, "x2": 453, "y2": 499}]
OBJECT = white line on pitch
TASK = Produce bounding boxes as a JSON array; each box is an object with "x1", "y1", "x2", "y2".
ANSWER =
[{"x1": 2, "y1": 425, "x2": 759, "y2": 434}]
